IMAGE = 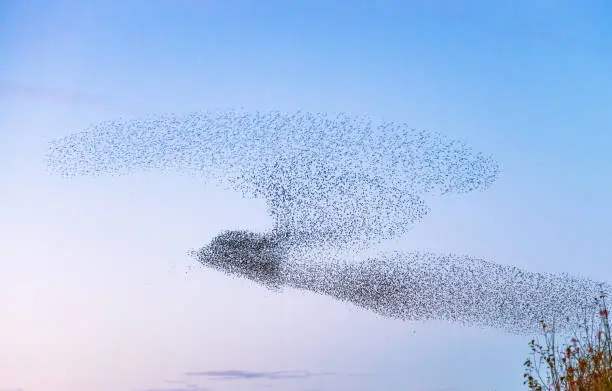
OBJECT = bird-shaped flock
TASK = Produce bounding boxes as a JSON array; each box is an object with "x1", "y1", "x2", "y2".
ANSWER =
[{"x1": 46, "y1": 109, "x2": 609, "y2": 335}]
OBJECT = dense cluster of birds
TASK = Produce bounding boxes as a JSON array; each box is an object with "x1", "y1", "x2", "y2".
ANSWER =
[
  {"x1": 46, "y1": 109, "x2": 609, "y2": 335},
  {"x1": 193, "y1": 229, "x2": 607, "y2": 334}
]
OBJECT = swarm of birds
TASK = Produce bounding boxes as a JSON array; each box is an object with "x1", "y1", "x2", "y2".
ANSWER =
[{"x1": 46, "y1": 109, "x2": 609, "y2": 335}]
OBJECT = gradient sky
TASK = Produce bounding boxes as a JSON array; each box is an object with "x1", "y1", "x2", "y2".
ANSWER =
[{"x1": 1, "y1": 1, "x2": 611, "y2": 391}]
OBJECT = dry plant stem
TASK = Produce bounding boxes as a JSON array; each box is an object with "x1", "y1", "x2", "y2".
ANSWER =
[{"x1": 523, "y1": 291, "x2": 612, "y2": 390}]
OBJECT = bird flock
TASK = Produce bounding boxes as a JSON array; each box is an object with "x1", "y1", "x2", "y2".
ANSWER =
[{"x1": 46, "y1": 109, "x2": 609, "y2": 335}]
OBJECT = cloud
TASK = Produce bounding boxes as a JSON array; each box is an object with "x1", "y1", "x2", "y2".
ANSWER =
[
  {"x1": 141, "y1": 388, "x2": 209, "y2": 391},
  {"x1": 0, "y1": 81, "x2": 104, "y2": 103},
  {"x1": 185, "y1": 370, "x2": 338, "y2": 381},
  {"x1": 139, "y1": 380, "x2": 210, "y2": 391},
  {"x1": 0, "y1": 80, "x2": 140, "y2": 110},
  {"x1": 138, "y1": 380, "x2": 209, "y2": 391},
  {"x1": 413, "y1": 388, "x2": 457, "y2": 391}
]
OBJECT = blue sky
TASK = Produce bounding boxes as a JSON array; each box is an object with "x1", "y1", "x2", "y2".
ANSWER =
[{"x1": 1, "y1": 1, "x2": 611, "y2": 391}]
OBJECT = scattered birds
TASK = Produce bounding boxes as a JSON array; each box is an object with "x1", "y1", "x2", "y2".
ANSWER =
[{"x1": 47, "y1": 109, "x2": 609, "y2": 335}]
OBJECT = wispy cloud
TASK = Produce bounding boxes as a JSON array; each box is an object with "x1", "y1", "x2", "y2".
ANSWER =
[
  {"x1": 137, "y1": 379, "x2": 209, "y2": 391},
  {"x1": 140, "y1": 388, "x2": 209, "y2": 391},
  {"x1": 139, "y1": 381, "x2": 211, "y2": 391},
  {"x1": 185, "y1": 370, "x2": 339, "y2": 381},
  {"x1": 0, "y1": 81, "x2": 105, "y2": 104},
  {"x1": 0, "y1": 80, "x2": 142, "y2": 111}
]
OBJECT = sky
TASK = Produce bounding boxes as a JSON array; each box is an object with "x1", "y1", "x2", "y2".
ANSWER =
[{"x1": 1, "y1": 1, "x2": 611, "y2": 391}]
